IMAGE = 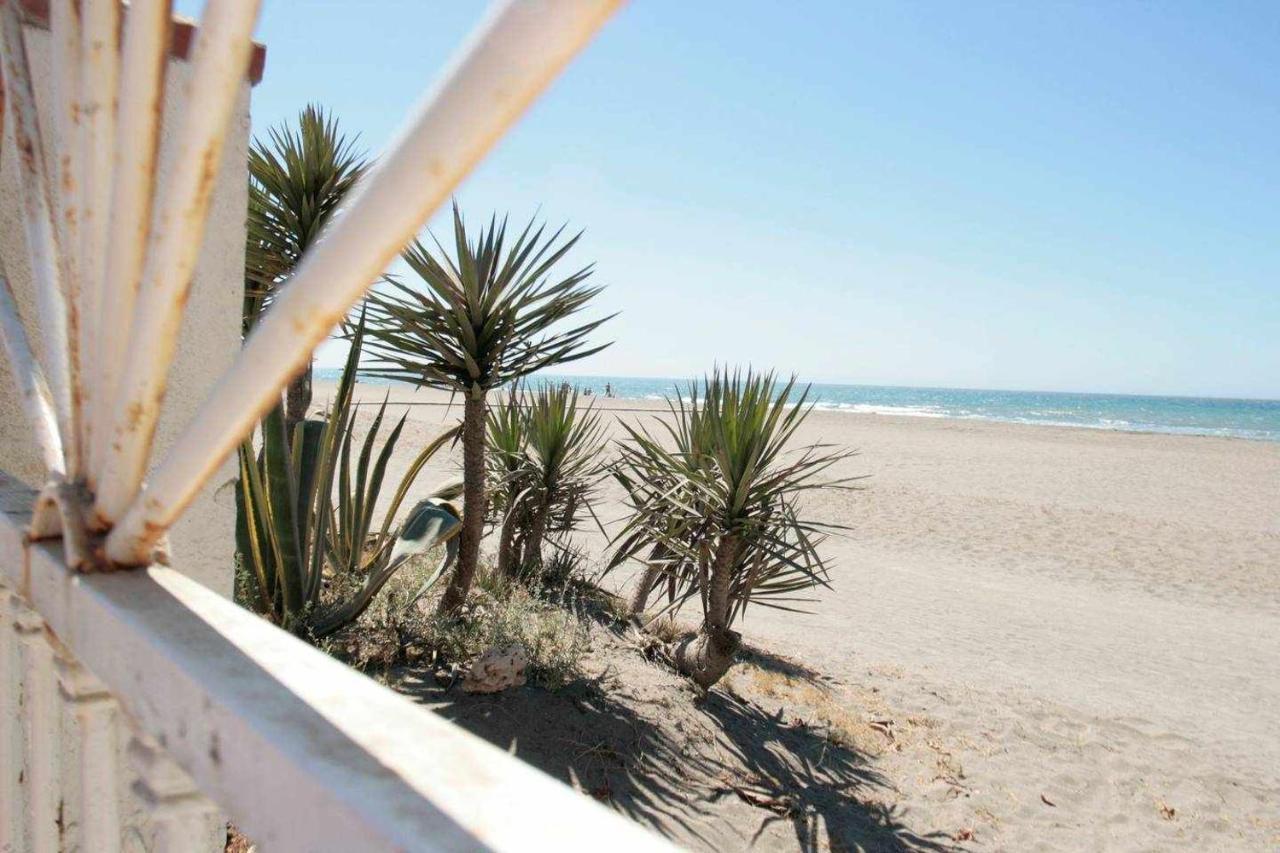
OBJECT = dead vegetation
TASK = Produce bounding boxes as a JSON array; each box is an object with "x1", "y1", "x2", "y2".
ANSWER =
[{"x1": 727, "y1": 661, "x2": 894, "y2": 758}]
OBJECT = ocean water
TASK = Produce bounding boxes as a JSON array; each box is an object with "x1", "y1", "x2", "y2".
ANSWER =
[{"x1": 316, "y1": 368, "x2": 1280, "y2": 442}]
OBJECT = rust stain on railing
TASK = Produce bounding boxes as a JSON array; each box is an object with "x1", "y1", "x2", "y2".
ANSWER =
[{"x1": 6, "y1": 0, "x2": 622, "y2": 570}]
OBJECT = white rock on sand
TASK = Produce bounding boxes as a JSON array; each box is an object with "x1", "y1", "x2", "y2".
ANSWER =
[
  {"x1": 462, "y1": 644, "x2": 529, "y2": 694},
  {"x1": 321, "y1": 380, "x2": 1280, "y2": 850}
]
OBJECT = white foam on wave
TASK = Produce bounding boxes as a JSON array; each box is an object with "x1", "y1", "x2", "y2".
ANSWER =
[
  {"x1": 812, "y1": 402, "x2": 951, "y2": 418},
  {"x1": 812, "y1": 402, "x2": 1278, "y2": 440}
]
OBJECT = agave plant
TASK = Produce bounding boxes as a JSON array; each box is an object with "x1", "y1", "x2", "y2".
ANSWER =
[
  {"x1": 244, "y1": 104, "x2": 367, "y2": 434},
  {"x1": 360, "y1": 205, "x2": 612, "y2": 614},
  {"x1": 608, "y1": 369, "x2": 858, "y2": 688},
  {"x1": 235, "y1": 317, "x2": 461, "y2": 638},
  {"x1": 486, "y1": 382, "x2": 608, "y2": 579}
]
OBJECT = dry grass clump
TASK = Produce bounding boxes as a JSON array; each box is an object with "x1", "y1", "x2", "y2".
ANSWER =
[
  {"x1": 324, "y1": 548, "x2": 591, "y2": 688},
  {"x1": 643, "y1": 614, "x2": 689, "y2": 645},
  {"x1": 731, "y1": 661, "x2": 889, "y2": 757},
  {"x1": 224, "y1": 824, "x2": 254, "y2": 853},
  {"x1": 421, "y1": 569, "x2": 591, "y2": 689}
]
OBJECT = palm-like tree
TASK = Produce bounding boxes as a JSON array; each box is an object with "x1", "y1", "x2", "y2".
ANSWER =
[
  {"x1": 609, "y1": 369, "x2": 858, "y2": 688},
  {"x1": 361, "y1": 206, "x2": 612, "y2": 613},
  {"x1": 487, "y1": 383, "x2": 607, "y2": 578},
  {"x1": 245, "y1": 105, "x2": 366, "y2": 434},
  {"x1": 521, "y1": 383, "x2": 608, "y2": 571}
]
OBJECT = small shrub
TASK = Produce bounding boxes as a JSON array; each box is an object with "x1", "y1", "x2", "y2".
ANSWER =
[
  {"x1": 329, "y1": 558, "x2": 594, "y2": 688},
  {"x1": 422, "y1": 573, "x2": 592, "y2": 689},
  {"x1": 646, "y1": 615, "x2": 686, "y2": 645},
  {"x1": 538, "y1": 541, "x2": 592, "y2": 589},
  {"x1": 607, "y1": 368, "x2": 859, "y2": 688},
  {"x1": 321, "y1": 548, "x2": 447, "y2": 670},
  {"x1": 236, "y1": 317, "x2": 460, "y2": 638},
  {"x1": 485, "y1": 384, "x2": 609, "y2": 579}
]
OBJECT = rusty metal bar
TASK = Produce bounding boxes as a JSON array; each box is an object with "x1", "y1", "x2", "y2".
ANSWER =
[
  {"x1": 0, "y1": 54, "x2": 63, "y2": 477},
  {"x1": 0, "y1": 0, "x2": 77, "y2": 476},
  {"x1": 94, "y1": 0, "x2": 262, "y2": 528},
  {"x1": 0, "y1": 274, "x2": 64, "y2": 475},
  {"x1": 49, "y1": 0, "x2": 88, "y2": 476},
  {"x1": 93, "y1": 0, "x2": 172, "y2": 486},
  {"x1": 77, "y1": 0, "x2": 121, "y2": 484},
  {"x1": 105, "y1": 0, "x2": 624, "y2": 564}
]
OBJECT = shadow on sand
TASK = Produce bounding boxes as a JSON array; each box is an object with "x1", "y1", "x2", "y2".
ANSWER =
[{"x1": 397, "y1": 666, "x2": 958, "y2": 852}]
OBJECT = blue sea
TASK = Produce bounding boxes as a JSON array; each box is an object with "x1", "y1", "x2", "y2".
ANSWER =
[{"x1": 317, "y1": 369, "x2": 1280, "y2": 442}]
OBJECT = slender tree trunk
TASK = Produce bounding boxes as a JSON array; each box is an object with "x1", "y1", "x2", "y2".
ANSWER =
[
  {"x1": 522, "y1": 497, "x2": 550, "y2": 577},
  {"x1": 511, "y1": 527, "x2": 528, "y2": 577},
  {"x1": 627, "y1": 543, "x2": 669, "y2": 617},
  {"x1": 438, "y1": 392, "x2": 487, "y2": 615},
  {"x1": 496, "y1": 504, "x2": 521, "y2": 578},
  {"x1": 673, "y1": 533, "x2": 742, "y2": 689},
  {"x1": 284, "y1": 361, "x2": 313, "y2": 439}
]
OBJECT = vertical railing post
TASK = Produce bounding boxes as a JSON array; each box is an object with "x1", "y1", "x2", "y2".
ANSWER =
[
  {"x1": 53, "y1": 652, "x2": 120, "y2": 853},
  {"x1": 0, "y1": 586, "x2": 24, "y2": 852},
  {"x1": 13, "y1": 605, "x2": 59, "y2": 853},
  {"x1": 128, "y1": 736, "x2": 220, "y2": 853}
]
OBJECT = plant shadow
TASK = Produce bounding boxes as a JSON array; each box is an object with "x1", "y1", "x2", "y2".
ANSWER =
[
  {"x1": 737, "y1": 645, "x2": 827, "y2": 685},
  {"x1": 699, "y1": 689, "x2": 958, "y2": 852},
  {"x1": 395, "y1": 664, "x2": 959, "y2": 852}
]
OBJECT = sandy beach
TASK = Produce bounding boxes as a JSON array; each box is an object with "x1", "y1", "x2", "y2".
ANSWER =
[{"x1": 319, "y1": 379, "x2": 1280, "y2": 850}]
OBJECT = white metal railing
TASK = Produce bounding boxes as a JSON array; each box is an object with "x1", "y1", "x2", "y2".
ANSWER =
[
  {"x1": 0, "y1": 473, "x2": 664, "y2": 851},
  {"x1": 0, "y1": 0, "x2": 671, "y2": 849}
]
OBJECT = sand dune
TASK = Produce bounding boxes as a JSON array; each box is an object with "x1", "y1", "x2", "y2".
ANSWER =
[{"x1": 319, "y1": 380, "x2": 1280, "y2": 850}]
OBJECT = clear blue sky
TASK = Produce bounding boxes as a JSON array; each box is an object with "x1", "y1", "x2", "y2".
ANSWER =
[{"x1": 180, "y1": 1, "x2": 1279, "y2": 399}]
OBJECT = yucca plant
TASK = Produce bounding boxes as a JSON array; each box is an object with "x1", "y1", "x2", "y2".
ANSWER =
[
  {"x1": 520, "y1": 383, "x2": 609, "y2": 571},
  {"x1": 486, "y1": 383, "x2": 608, "y2": 579},
  {"x1": 244, "y1": 104, "x2": 367, "y2": 434},
  {"x1": 360, "y1": 205, "x2": 612, "y2": 614},
  {"x1": 610, "y1": 386, "x2": 716, "y2": 620},
  {"x1": 235, "y1": 318, "x2": 461, "y2": 638},
  {"x1": 486, "y1": 383, "x2": 532, "y2": 578},
  {"x1": 608, "y1": 369, "x2": 858, "y2": 688}
]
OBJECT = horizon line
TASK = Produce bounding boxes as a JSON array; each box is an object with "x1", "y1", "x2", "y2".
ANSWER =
[
  {"x1": 311, "y1": 364, "x2": 1280, "y2": 405},
  {"x1": 526, "y1": 371, "x2": 1280, "y2": 405}
]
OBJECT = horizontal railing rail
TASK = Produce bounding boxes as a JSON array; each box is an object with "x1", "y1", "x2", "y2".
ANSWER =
[{"x1": 0, "y1": 471, "x2": 668, "y2": 852}]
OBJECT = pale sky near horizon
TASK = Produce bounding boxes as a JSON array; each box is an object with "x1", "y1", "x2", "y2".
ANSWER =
[{"x1": 180, "y1": 1, "x2": 1279, "y2": 399}]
